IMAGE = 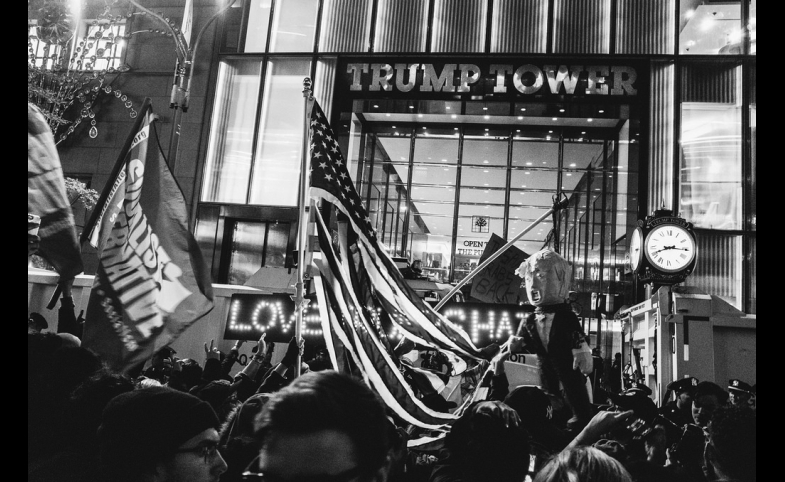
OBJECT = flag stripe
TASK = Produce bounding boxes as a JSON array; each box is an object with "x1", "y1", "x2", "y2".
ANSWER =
[
  {"x1": 305, "y1": 98, "x2": 497, "y2": 437},
  {"x1": 314, "y1": 210, "x2": 457, "y2": 428}
]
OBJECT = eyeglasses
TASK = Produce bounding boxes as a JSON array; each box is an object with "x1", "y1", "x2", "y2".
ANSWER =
[
  {"x1": 242, "y1": 456, "x2": 364, "y2": 482},
  {"x1": 174, "y1": 441, "x2": 220, "y2": 464}
]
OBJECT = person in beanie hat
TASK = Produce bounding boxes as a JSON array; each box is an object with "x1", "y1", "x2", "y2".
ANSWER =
[{"x1": 97, "y1": 386, "x2": 227, "y2": 482}]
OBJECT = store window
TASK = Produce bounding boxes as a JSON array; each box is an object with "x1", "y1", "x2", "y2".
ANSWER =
[
  {"x1": 222, "y1": 220, "x2": 291, "y2": 285},
  {"x1": 679, "y1": 102, "x2": 742, "y2": 230},
  {"x1": 679, "y1": 1, "x2": 746, "y2": 55},
  {"x1": 270, "y1": 0, "x2": 319, "y2": 52},
  {"x1": 249, "y1": 58, "x2": 312, "y2": 206},
  {"x1": 202, "y1": 59, "x2": 263, "y2": 203}
]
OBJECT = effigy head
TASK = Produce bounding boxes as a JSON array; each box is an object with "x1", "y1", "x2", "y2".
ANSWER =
[{"x1": 514, "y1": 249, "x2": 571, "y2": 306}]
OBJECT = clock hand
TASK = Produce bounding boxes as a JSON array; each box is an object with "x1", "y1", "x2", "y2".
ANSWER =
[{"x1": 653, "y1": 245, "x2": 676, "y2": 254}]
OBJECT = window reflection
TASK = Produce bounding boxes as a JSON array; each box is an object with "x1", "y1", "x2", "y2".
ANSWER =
[
  {"x1": 269, "y1": 0, "x2": 318, "y2": 52},
  {"x1": 202, "y1": 60, "x2": 262, "y2": 203},
  {"x1": 679, "y1": 2, "x2": 744, "y2": 55},
  {"x1": 679, "y1": 103, "x2": 742, "y2": 230},
  {"x1": 249, "y1": 58, "x2": 311, "y2": 206},
  {"x1": 243, "y1": 0, "x2": 272, "y2": 52}
]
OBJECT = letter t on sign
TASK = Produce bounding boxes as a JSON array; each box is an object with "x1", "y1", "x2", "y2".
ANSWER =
[{"x1": 347, "y1": 63, "x2": 368, "y2": 91}]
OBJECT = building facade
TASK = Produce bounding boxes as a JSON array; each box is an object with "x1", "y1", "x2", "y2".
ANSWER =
[{"x1": 30, "y1": 0, "x2": 757, "y2": 340}]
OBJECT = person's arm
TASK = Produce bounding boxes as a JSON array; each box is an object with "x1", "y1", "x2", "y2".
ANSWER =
[
  {"x1": 487, "y1": 344, "x2": 512, "y2": 401},
  {"x1": 221, "y1": 340, "x2": 245, "y2": 377},
  {"x1": 255, "y1": 337, "x2": 303, "y2": 394},
  {"x1": 564, "y1": 409, "x2": 635, "y2": 449},
  {"x1": 57, "y1": 278, "x2": 81, "y2": 338},
  {"x1": 165, "y1": 357, "x2": 187, "y2": 391}
]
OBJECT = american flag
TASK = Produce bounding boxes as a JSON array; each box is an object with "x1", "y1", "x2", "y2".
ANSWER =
[{"x1": 307, "y1": 100, "x2": 496, "y2": 432}]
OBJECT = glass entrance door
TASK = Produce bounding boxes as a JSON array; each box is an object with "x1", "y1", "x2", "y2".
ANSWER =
[{"x1": 348, "y1": 102, "x2": 638, "y2": 305}]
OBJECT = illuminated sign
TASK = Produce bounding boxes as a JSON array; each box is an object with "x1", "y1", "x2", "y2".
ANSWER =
[
  {"x1": 345, "y1": 62, "x2": 638, "y2": 96},
  {"x1": 224, "y1": 293, "x2": 533, "y2": 348},
  {"x1": 223, "y1": 293, "x2": 324, "y2": 342}
]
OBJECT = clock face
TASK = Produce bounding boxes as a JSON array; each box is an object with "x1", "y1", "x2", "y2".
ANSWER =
[
  {"x1": 629, "y1": 228, "x2": 643, "y2": 272},
  {"x1": 643, "y1": 225, "x2": 696, "y2": 273}
]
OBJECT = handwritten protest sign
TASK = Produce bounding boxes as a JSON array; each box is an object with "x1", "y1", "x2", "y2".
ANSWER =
[{"x1": 469, "y1": 233, "x2": 528, "y2": 304}]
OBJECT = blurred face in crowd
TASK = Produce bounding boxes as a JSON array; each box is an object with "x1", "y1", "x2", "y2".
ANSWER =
[
  {"x1": 728, "y1": 391, "x2": 751, "y2": 407},
  {"x1": 255, "y1": 429, "x2": 374, "y2": 482},
  {"x1": 158, "y1": 428, "x2": 227, "y2": 482},
  {"x1": 676, "y1": 391, "x2": 692, "y2": 410},
  {"x1": 692, "y1": 394, "x2": 721, "y2": 427}
]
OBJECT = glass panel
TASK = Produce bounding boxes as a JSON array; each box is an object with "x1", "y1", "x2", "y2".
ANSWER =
[
  {"x1": 269, "y1": 0, "x2": 319, "y2": 52},
  {"x1": 411, "y1": 185, "x2": 456, "y2": 203},
  {"x1": 244, "y1": 0, "x2": 273, "y2": 52},
  {"x1": 509, "y1": 208, "x2": 552, "y2": 257},
  {"x1": 265, "y1": 222, "x2": 290, "y2": 267},
  {"x1": 411, "y1": 201, "x2": 454, "y2": 217},
  {"x1": 378, "y1": 136, "x2": 412, "y2": 164},
  {"x1": 431, "y1": 0, "x2": 487, "y2": 53},
  {"x1": 509, "y1": 190, "x2": 555, "y2": 207},
  {"x1": 564, "y1": 141, "x2": 604, "y2": 170},
  {"x1": 412, "y1": 164, "x2": 458, "y2": 185},
  {"x1": 249, "y1": 58, "x2": 311, "y2": 206},
  {"x1": 319, "y1": 0, "x2": 372, "y2": 52},
  {"x1": 679, "y1": 2, "x2": 743, "y2": 54},
  {"x1": 463, "y1": 135, "x2": 509, "y2": 166},
  {"x1": 562, "y1": 171, "x2": 585, "y2": 191},
  {"x1": 461, "y1": 167, "x2": 506, "y2": 188},
  {"x1": 369, "y1": 184, "x2": 383, "y2": 233},
  {"x1": 750, "y1": 103, "x2": 756, "y2": 230},
  {"x1": 221, "y1": 1, "x2": 245, "y2": 52},
  {"x1": 460, "y1": 188, "x2": 506, "y2": 204},
  {"x1": 455, "y1": 205, "x2": 505, "y2": 283},
  {"x1": 202, "y1": 60, "x2": 262, "y2": 203},
  {"x1": 228, "y1": 221, "x2": 266, "y2": 285},
  {"x1": 410, "y1": 234, "x2": 452, "y2": 282},
  {"x1": 679, "y1": 103, "x2": 742, "y2": 230},
  {"x1": 682, "y1": 233, "x2": 742, "y2": 310},
  {"x1": 412, "y1": 137, "x2": 459, "y2": 164},
  {"x1": 749, "y1": 236, "x2": 756, "y2": 313},
  {"x1": 374, "y1": 0, "x2": 429, "y2": 52},
  {"x1": 510, "y1": 169, "x2": 557, "y2": 190},
  {"x1": 512, "y1": 140, "x2": 558, "y2": 168},
  {"x1": 749, "y1": 0, "x2": 756, "y2": 54}
]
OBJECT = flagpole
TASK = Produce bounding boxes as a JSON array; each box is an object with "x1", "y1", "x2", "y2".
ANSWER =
[
  {"x1": 292, "y1": 78, "x2": 314, "y2": 379},
  {"x1": 433, "y1": 197, "x2": 569, "y2": 311}
]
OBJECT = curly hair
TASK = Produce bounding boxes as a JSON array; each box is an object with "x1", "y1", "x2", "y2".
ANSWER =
[{"x1": 706, "y1": 405, "x2": 756, "y2": 481}]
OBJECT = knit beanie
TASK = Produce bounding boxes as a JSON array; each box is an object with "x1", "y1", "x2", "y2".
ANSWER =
[{"x1": 97, "y1": 386, "x2": 219, "y2": 479}]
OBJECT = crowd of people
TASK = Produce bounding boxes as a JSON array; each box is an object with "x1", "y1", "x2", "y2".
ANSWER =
[{"x1": 28, "y1": 310, "x2": 756, "y2": 482}]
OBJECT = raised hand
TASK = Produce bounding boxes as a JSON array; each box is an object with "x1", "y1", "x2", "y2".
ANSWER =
[{"x1": 204, "y1": 339, "x2": 221, "y2": 360}]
